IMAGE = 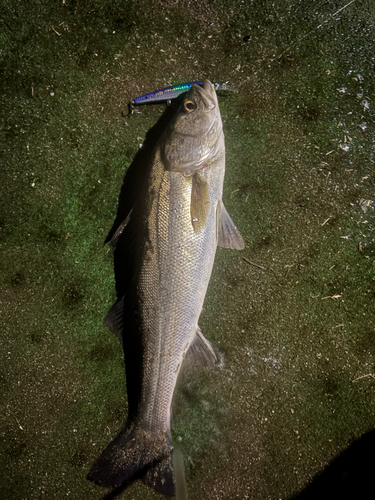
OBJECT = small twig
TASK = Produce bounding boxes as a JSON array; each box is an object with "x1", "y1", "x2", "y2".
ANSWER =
[
  {"x1": 321, "y1": 294, "x2": 342, "y2": 300},
  {"x1": 243, "y1": 257, "x2": 266, "y2": 271},
  {"x1": 321, "y1": 217, "x2": 330, "y2": 226},
  {"x1": 230, "y1": 189, "x2": 240, "y2": 199},
  {"x1": 51, "y1": 26, "x2": 61, "y2": 36},
  {"x1": 229, "y1": 386, "x2": 234, "y2": 400},
  {"x1": 16, "y1": 418, "x2": 23, "y2": 431},
  {"x1": 353, "y1": 374, "x2": 375, "y2": 382}
]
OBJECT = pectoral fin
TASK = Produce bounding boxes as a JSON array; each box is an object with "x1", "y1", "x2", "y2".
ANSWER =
[
  {"x1": 217, "y1": 201, "x2": 245, "y2": 250},
  {"x1": 190, "y1": 172, "x2": 210, "y2": 233}
]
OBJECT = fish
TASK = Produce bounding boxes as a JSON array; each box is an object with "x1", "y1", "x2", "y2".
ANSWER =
[
  {"x1": 87, "y1": 79, "x2": 244, "y2": 496},
  {"x1": 129, "y1": 80, "x2": 237, "y2": 112}
]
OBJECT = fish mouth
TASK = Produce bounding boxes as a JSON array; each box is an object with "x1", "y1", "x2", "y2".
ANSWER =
[{"x1": 192, "y1": 79, "x2": 216, "y2": 110}]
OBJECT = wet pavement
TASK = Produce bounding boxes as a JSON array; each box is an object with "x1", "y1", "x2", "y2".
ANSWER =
[{"x1": 1, "y1": 1, "x2": 374, "y2": 499}]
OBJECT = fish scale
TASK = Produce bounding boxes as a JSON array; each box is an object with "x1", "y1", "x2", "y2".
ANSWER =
[{"x1": 137, "y1": 160, "x2": 223, "y2": 433}]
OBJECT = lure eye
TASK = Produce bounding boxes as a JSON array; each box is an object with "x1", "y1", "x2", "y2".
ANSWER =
[{"x1": 183, "y1": 100, "x2": 196, "y2": 113}]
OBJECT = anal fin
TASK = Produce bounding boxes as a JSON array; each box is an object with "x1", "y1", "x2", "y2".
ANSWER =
[{"x1": 184, "y1": 327, "x2": 224, "y2": 368}]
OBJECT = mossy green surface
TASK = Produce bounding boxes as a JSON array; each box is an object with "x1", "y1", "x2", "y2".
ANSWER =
[{"x1": 1, "y1": 1, "x2": 375, "y2": 499}]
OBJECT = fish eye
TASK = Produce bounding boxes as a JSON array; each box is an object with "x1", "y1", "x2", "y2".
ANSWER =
[{"x1": 183, "y1": 100, "x2": 196, "y2": 113}]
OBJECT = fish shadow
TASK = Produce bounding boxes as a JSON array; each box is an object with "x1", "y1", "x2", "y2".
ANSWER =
[
  {"x1": 108, "y1": 105, "x2": 179, "y2": 420},
  {"x1": 289, "y1": 429, "x2": 375, "y2": 500},
  {"x1": 105, "y1": 104, "x2": 177, "y2": 298},
  {"x1": 95, "y1": 105, "x2": 177, "y2": 499}
]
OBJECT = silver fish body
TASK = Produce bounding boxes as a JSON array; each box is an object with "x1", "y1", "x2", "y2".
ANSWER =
[{"x1": 88, "y1": 80, "x2": 244, "y2": 496}]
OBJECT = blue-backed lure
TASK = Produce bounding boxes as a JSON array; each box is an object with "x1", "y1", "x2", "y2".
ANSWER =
[{"x1": 129, "y1": 81, "x2": 237, "y2": 113}]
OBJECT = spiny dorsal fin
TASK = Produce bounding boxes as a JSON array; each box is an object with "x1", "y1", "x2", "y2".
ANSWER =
[
  {"x1": 217, "y1": 201, "x2": 245, "y2": 250},
  {"x1": 190, "y1": 171, "x2": 210, "y2": 233}
]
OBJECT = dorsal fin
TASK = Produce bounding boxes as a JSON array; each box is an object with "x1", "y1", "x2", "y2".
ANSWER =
[
  {"x1": 107, "y1": 208, "x2": 134, "y2": 248},
  {"x1": 104, "y1": 296, "x2": 125, "y2": 341}
]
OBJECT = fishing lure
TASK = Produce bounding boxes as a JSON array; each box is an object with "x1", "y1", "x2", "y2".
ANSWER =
[{"x1": 129, "y1": 81, "x2": 237, "y2": 113}]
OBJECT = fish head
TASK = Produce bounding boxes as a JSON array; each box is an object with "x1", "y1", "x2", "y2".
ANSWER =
[{"x1": 161, "y1": 79, "x2": 224, "y2": 173}]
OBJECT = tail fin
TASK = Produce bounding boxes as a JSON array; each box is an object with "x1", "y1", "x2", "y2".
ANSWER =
[
  {"x1": 142, "y1": 453, "x2": 175, "y2": 496},
  {"x1": 87, "y1": 427, "x2": 175, "y2": 496}
]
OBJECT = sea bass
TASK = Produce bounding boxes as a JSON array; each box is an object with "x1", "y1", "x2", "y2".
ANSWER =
[{"x1": 87, "y1": 79, "x2": 244, "y2": 496}]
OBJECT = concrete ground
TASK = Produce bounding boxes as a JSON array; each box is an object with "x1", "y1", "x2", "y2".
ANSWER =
[{"x1": 1, "y1": 1, "x2": 374, "y2": 499}]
